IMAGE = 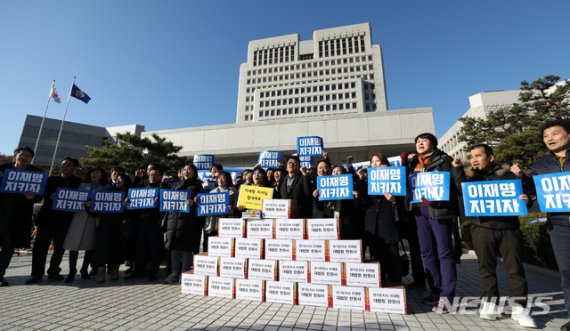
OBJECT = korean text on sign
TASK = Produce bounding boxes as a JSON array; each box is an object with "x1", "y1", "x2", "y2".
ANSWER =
[
  {"x1": 317, "y1": 174, "x2": 353, "y2": 201},
  {"x1": 409, "y1": 172, "x2": 450, "y2": 203},
  {"x1": 0, "y1": 169, "x2": 47, "y2": 195},
  {"x1": 160, "y1": 189, "x2": 191, "y2": 213},
  {"x1": 367, "y1": 166, "x2": 406, "y2": 196},
  {"x1": 533, "y1": 172, "x2": 570, "y2": 212},
  {"x1": 297, "y1": 136, "x2": 323, "y2": 157},
  {"x1": 193, "y1": 154, "x2": 215, "y2": 170},
  {"x1": 237, "y1": 185, "x2": 274, "y2": 211},
  {"x1": 258, "y1": 150, "x2": 281, "y2": 169},
  {"x1": 91, "y1": 191, "x2": 125, "y2": 214},
  {"x1": 462, "y1": 180, "x2": 527, "y2": 216},
  {"x1": 127, "y1": 187, "x2": 159, "y2": 210},
  {"x1": 52, "y1": 188, "x2": 90, "y2": 212},
  {"x1": 197, "y1": 191, "x2": 229, "y2": 216}
]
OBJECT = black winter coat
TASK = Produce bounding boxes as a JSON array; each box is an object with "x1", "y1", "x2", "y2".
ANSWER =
[
  {"x1": 164, "y1": 179, "x2": 205, "y2": 253},
  {"x1": 279, "y1": 173, "x2": 313, "y2": 218},
  {"x1": 0, "y1": 163, "x2": 44, "y2": 248}
]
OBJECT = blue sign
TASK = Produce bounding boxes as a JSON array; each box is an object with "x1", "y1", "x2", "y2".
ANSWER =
[
  {"x1": 193, "y1": 154, "x2": 215, "y2": 170},
  {"x1": 160, "y1": 189, "x2": 191, "y2": 213},
  {"x1": 127, "y1": 187, "x2": 159, "y2": 210},
  {"x1": 258, "y1": 150, "x2": 281, "y2": 169},
  {"x1": 462, "y1": 180, "x2": 527, "y2": 216},
  {"x1": 368, "y1": 166, "x2": 406, "y2": 196},
  {"x1": 197, "y1": 192, "x2": 229, "y2": 216},
  {"x1": 388, "y1": 156, "x2": 402, "y2": 167},
  {"x1": 317, "y1": 174, "x2": 353, "y2": 201},
  {"x1": 91, "y1": 191, "x2": 126, "y2": 213},
  {"x1": 52, "y1": 188, "x2": 90, "y2": 212},
  {"x1": 533, "y1": 172, "x2": 570, "y2": 212},
  {"x1": 409, "y1": 172, "x2": 450, "y2": 204},
  {"x1": 299, "y1": 155, "x2": 313, "y2": 169},
  {"x1": 0, "y1": 168, "x2": 48, "y2": 195},
  {"x1": 297, "y1": 136, "x2": 324, "y2": 156}
]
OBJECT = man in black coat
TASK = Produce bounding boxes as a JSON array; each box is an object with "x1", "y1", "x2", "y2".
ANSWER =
[
  {"x1": 0, "y1": 146, "x2": 43, "y2": 286},
  {"x1": 452, "y1": 144, "x2": 536, "y2": 327},
  {"x1": 279, "y1": 156, "x2": 313, "y2": 218},
  {"x1": 25, "y1": 157, "x2": 82, "y2": 284}
]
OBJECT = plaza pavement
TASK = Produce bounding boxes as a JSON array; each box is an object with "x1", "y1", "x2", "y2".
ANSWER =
[{"x1": 0, "y1": 250, "x2": 568, "y2": 331}]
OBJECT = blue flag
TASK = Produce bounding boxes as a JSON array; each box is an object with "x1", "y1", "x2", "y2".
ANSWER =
[{"x1": 71, "y1": 84, "x2": 91, "y2": 104}]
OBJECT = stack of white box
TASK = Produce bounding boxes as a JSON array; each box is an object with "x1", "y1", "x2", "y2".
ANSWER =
[{"x1": 181, "y1": 218, "x2": 407, "y2": 314}]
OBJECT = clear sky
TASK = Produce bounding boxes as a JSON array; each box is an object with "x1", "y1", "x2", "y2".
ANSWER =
[{"x1": 1, "y1": 0, "x2": 569, "y2": 156}]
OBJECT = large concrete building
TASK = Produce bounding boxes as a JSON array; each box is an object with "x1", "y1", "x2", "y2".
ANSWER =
[
  {"x1": 439, "y1": 90, "x2": 520, "y2": 160},
  {"x1": 19, "y1": 23, "x2": 435, "y2": 168},
  {"x1": 236, "y1": 23, "x2": 388, "y2": 123}
]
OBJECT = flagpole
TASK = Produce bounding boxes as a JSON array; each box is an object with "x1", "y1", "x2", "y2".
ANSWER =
[
  {"x1": 49, "y1": 76, "x2": 76, "y2": 176},
  {"x1": 32, "y1": 80, "x2": 55, "y2": 165}
]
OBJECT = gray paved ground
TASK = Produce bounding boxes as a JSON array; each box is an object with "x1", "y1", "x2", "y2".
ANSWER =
[{"x1": 1, "y1": 251, "x2": 568, "y2": 330}]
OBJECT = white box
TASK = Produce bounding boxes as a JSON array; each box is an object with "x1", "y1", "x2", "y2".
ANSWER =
[
  {"x1": 180, "y1": 273, "x2": 208, "y2": 296},
  {"x1": 279, "y1": 260, "x2": 309, "y2": 283},
  {"x1": 297, "y1": 283, "x2": 330, "y2": 307},
  {"x1": 306, "y1": 218, "x2": 340, "y2": 240},
  {"x1": 345, "y1": 262, "x2": 381, "y2": 288},
  {"x1": 208, "y1": 277, "x2": 235, "y2": 299},
  {"x1": 218, "y1": 218, "x2": 246, "y2": 238},
  {"x1": 235, "y1": 278, "x2": 265, "y2": 302},
  {"x1": 246, "y1": 219, "x2": 274, "y2": 239},
  {"x1": 193, "y1": 254, "x2": 219, "y2": 277},
  {"x1": 331, "y1": 286, "x2": 366, "y2": 310},
  {"x1": 328, "y1": 240, "x2": 362, "y2": 263},
  {"x1": 265, "y1": 239, "x2": 295, "y2": 260},
  {"x1": 310, "y1": 262, "x2": 344, "y2": 285},
  {"x1": 207, "y1": 237, "x2": 234, "y2": 257},
  {"x1": 219, "y1": 257, "x2": 247, "y2": 279},
  {"x1": 367, "y1": 287, "x2": 407, "y2": 314},
  {"x1": 234, "y1": 238, "x2": 264, "y2": 259},
  {"x1": 266, "y1": 281, "x2": 297, "y2": 305},
  {"x1": 248, "y1": 259, "x2": 278, "y2": 281},
  {"x1": 296, "y1": 240, "x2": 327, "y2": 262},
  {"x1": 274, "y1": 218, "x2": 305, "y2": 239}
]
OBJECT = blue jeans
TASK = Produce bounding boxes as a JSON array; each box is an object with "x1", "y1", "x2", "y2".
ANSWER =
[
  {"x1": 170, "y1": 249, "x2": 192, "y2": 274},
  {"x1": 549, "y1": 223, "x2": 570, "y2": 316}
]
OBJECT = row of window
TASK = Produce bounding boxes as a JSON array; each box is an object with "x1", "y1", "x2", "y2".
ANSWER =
[
  {"x1": 258, "y1": 92, "x2": 359, "y2": 107},
  {"x1": 246, "y1": 66, "x2": 374, "y2": 85},
  {"x1": 258, "y1": 102, "x2": 359, "y2": 118},
  {"x1": 253, "y1": 45, "x2": 296, "y2": 66},
  {"x1": 259, "y1": 82, "x2": 358, "y2": 99},
  {"x1": 318, "y1": 35, "x2": 366, "y2": 58},
  {"x1": 247, "y1": 55, "x2": 373, "y2": 76}
]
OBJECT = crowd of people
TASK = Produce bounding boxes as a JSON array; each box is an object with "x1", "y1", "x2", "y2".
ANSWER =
[{"x1": 0, "y1": 119, "x2": 569, "y2": 330}]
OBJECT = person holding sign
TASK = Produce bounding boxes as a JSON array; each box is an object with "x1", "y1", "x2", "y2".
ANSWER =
[
  {"x1": 237, "y1": 166, "x2": 271, "y2": 213},
  {"x1": 408, "y1": 133, "x2": 458, "y2": 312},
  {"x1": 0, "y1": 146, "x2": 43, "y2": 286},
  {"x1": 362, "y1": 152, "x2": 403, "y2": 284},
  {"x1": 279, "y1": 156, "x2": 313, "y2": 218},
  {"x1": 63, "y1": 167, "x2": 110, "y2": 282},
  {"x1": 452, "y1": 144, "x2": 536, "y2": 327},
  {"x1": 312, "y1": 159, "x2": 334, "y2": 218},
  {"x1": 203, "y1": 171, "x2": 238, "y2": 252},
  {"x1": 125, "y1": 168, "x2": 167, "y2": 281},
  {"x1": 26, "y1": 157, "x2": 82, "y2": 284},
  {"x1": 92, "y1": 173, "x2": 131, "y2": 283},
  {"x1": 516, "y1": 119, "x2": 570, "y2": 330},
  {"x1": 164, "y1": 164, "x2": 205, "y2": 284}
]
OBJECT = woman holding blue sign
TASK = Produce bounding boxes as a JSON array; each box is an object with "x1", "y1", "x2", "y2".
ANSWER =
[
  {"x1": 164, "y1": 164, "x2": 205, "y2": 284},
  {"x1": 408, "y1": 133, "x2": 458, "y2": 312},
  {"x1": 312, "y1": 159, "x2": 334, "y2": 218},
  {"x1": 362, "y1": 152, "x2": 402, "y2": 284},
  {"x1": 0, "y1": 146, "x2": 43, "y2": 286},
  {"x1": 203, "y1": 171, "x2": 237, "y2": 253},
  {"x1": 63, "y1": 167, "x2": 110, "y2": 282}
]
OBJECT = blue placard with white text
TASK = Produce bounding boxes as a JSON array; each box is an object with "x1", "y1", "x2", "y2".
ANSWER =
[
  {"x1": 160, "y1": 189, "x2": 191, "y2": 213},
  {"x1": 297, "y1": 136, "x2": 324, "y2": 156},
  {"x1": 91, "y1": 191, "x2": 125, "y2": 213},
  {"x1": 52, "y1": 188, "x2": 90, "y2": 212},
  {"x1": 533, "y1": 172, "x2": 570, "y2": 212},
  {"x1": 299, "y1": 155, "x2": 313, "y2": 168},
  {"x1": 368, "y1": 166, "x2": 407, "y2": 196},
  {"x1": 193, "y1": 154, "x2": 215, "y2": 170},
  {"x1": 258, "y1": 150, "x2": 281, "y2": 169},
  {"x1": 197, "y1": 191, "x2": 229, "y2": 216},
  {"x1": 0, "y1": 168, "x2": 48, "y2": 195},
  {"x1": 409, "y1": 172, "x2": 450, "y2": 204},
  {"x1": 317, "y1": 174, "x2": 353, "y2": 201},
  {"x1": 127, "y1": 187, "x2": 159, "y2": 210},
  {"x1": 462, "y1": 180, "x2": 527, "y2": 216}
]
